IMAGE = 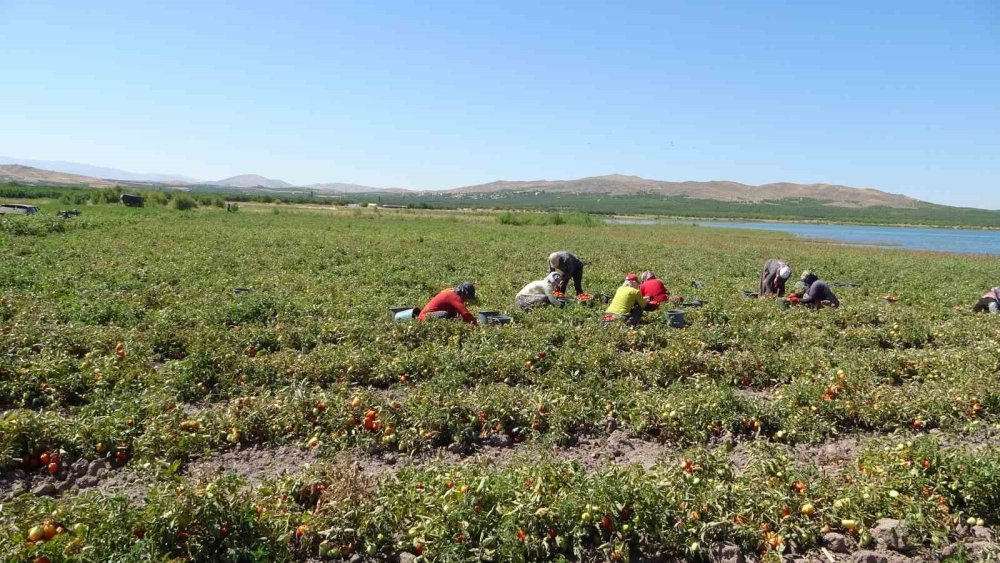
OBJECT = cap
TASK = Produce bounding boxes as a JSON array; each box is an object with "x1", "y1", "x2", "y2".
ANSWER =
[{"x1": 625, "y1": 273, "x2": 638, "y2": 282}]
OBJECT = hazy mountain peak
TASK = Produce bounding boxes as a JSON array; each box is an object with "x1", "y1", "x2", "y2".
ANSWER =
[
  {"x1": 0, "y1": 164, "x2": 119, "y2": 186},
  {"x1": 212, "y1": 174, "x2": 293, "y2": 189},
  {"x1": 0, "y1": 156, "x2": 197, "y2": 183}
]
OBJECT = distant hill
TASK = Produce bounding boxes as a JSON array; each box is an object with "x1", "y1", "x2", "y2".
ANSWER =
[
  {"x1": 0, "y1": 164, "x2": 118, "y2": 187},
  {"x1": 0, "y1": 156, "x2": 196, "y2": 184},
  {"x1": 307, "y1": 182, "x2": 406, "y2": 194},
  {"x1": 0, "y1": 162, "x2": 953, "y2": 212},
  {"x1": 0, "y1": 163, "x2": 397, "y2": 194},
  {"x1": 211, "y1": 175, "x2": 294, "y2": 189},
  {"x1": 447, "y1": 174, "x2": 920, "y2": 208}
]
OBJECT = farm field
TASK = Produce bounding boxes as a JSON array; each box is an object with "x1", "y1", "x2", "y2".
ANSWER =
[{"x1": 2, "y1": 202, "x2": 1000, "y2": 562}]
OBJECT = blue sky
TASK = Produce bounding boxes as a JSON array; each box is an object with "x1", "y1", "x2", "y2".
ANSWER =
[{"x1": 1, "y1": 1, "x2": 997, "y2": 207}]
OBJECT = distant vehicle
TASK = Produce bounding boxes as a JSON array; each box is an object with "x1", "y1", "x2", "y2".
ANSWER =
[
  {"x1": 0, "y1": 203, "x2": 41, "y2": 215},
  {"x1": 119, "y1": 194, "x2": 145, "y2": 207}
]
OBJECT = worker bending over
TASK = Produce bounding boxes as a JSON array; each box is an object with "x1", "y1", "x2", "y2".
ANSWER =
[
  {"x1": 548, "y1": 251, "x2": 585, "y2": 296},
  {"x1": 797, "y1": 271, "x2": 840, "y2": 308},
  {"x1": 639, "y1": 271, "x2": 670, "y2": 310},
  {"x1": 759, "y1": 259, "x2": 792, "y2": 297},
  {"x1": 515, "y1": 272, "x2": 564, "y2": 311},
  {"x1": 604, "y1": 273, "x2": 648, "y2": 325},
  {"x1": 419, "y1": 283, "x2": 479, "y2": 324},
  {"x1": 973, "y1": 287, "x2": 1000, "y2": 314}
]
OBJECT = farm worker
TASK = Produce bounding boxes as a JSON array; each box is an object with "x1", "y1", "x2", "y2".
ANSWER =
[
  {"x1": 418, "y1": 283, "x2": 478, "y2": 324},
  {"x1": 973, "y1": 287, "x2": 1000, "y2": 314},
  {"x1": 604, "y1": 273, "x2": 648, "y2": 324},
  {"x1": 796, "y1": 271, "x2": 840, "y2": 308},
  {"x1": 514, "y1": 272, "x2": 564, "y2": 311},
  {"x1": 759, "y1": 259, "x2": 792, "y2": 297},
  {"x1": 547, "y1": 251, "x2": 585, "y2": 296},
  {"x1": 639, "y1": 271, "x2": 670, "y2": 310}
]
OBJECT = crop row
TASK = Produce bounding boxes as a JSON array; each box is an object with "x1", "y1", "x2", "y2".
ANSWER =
[{"x1": 4, "y1": 435, "x2": 1000, "y2": 562}]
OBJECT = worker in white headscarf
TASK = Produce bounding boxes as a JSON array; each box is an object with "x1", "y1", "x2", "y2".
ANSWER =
[
  {"x1": 514, "y1": 272, "x2": 564, "y2": 311},
  {"x1": 759, "y1": 259, "x2": 793, "y2": 297},
  {"x1": 547, "y1": 251, "x2": 584, "y2": 296}
]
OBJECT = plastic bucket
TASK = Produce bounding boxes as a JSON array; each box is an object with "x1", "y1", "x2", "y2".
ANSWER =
[
  {"x1": 666, "y1": 309, "x2": 686, "y2": 328},
  {"x1": 392, "y1": 308, "x2": 420, "y2": 323}
]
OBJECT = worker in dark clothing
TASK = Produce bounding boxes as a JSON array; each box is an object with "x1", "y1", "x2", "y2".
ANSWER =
[
  {"x1": 796, "y1": 271, "x2": 840, "y2": 308},
  {"x1": 759, "y1": 259, "x2": 792, "y2": 297},
  {"x1": 973, "y1": 287, "x2": 1000, "y2": 314},
  {"x1": 548, "y1": 251, "x2": 585, "y2": 296},
  {"x1": 418, "y1": 283, "x2": 479, "y2": 324}
]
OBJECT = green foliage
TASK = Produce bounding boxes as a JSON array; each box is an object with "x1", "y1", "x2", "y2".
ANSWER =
[
  {"x1": 172, "y1": 194, "x2": 198, "y2": 211},
  {"x1": 2, "y1": 204, "x2": 1000, "y2": 561},
  {"x1": 497, "y1": 211, "x2": 603, "y2": 227},
  {"x1": 0, "y1": 214, "x2": 67, "y2": 236},
  {"x1": 8, "y1": 180, "x2": 1000, "y2": 227},
  {"x1": 356, "y1": 191, "x2": 1000, "y2": 228}
]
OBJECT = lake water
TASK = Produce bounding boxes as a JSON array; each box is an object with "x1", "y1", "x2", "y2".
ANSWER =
[{"x1": 609, "y1": 219, "x2": 1000, "y2": 256}]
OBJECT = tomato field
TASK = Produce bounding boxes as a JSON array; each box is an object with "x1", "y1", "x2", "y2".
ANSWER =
[{"x1": 2, "y1": 201, "x2": 1000, "y2": 562}]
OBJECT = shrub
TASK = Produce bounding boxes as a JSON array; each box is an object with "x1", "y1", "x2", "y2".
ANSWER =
[
  {"x1": 497, "y1": 211, "x2": 602, "y2": 227},
  {"x1": 172, "y1": 194, "x2": 197, "y2": 211},
  {"x1": 146, "y1": 191, "x2": 169, "y2": 206}
]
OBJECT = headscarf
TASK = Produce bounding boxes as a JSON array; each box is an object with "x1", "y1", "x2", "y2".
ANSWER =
[
  {"x1": 985, "y1": 287, "x2": 1000, "y2": 301},
  {"x1": 640, "y1": 271, "x2": 656, "y2": 283},
  {"x1": 778, "y1": 265, "x2": 792, "y2": 279},
  {"x1": 544, "y1": 272, "x2": 562, "y2": 286},
  {"x1": 455, "y1": 283, "x2": 477, "y2": 301}
]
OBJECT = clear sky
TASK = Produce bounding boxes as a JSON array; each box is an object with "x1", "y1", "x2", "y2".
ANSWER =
[{"x1": 1, "y1": 1, "x2": 997, "y2": 207}]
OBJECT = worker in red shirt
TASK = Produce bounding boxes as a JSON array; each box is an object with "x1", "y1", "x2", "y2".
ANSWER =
[
  {"x1": 639, "y1": 271, "x2": 670, "y2": 310},
  {"x1": 418, "y1": 283, "x2": 479, "y2": 324}
]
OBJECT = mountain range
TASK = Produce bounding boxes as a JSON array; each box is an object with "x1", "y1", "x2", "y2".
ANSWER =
[
  {"x1": 448, "y1": 174, "x2": 920, "y2": 208},
  {"x1": 0, "y1": 157, "x2": 938, "y2": 209},
  {"x1": 0, "y1": 156, "x2": 197, "y2": 184}
]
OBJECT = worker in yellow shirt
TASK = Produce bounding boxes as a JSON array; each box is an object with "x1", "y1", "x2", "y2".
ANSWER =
[{"x1": 604, "y1": 273, "x2": 648, "y2": 325}]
